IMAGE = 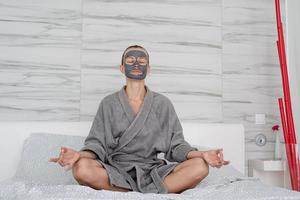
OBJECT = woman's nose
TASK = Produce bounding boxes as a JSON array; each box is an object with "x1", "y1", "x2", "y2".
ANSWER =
[{"x1": 133, "y1": 62, "x2": 139, "y2": 67}]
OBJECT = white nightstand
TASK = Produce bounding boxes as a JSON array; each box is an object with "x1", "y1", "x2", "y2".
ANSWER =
[{"x1": 248, "y1": 159, "x2": 291, "y2": 189}]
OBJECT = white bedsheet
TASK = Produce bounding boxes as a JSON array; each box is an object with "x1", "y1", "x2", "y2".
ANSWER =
[{"x1": 1, "y1": 175, "x2": 300, "y2": 200}]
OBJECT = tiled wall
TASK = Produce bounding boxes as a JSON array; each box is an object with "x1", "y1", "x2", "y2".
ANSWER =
[
  {"x1": 0, "y1": 0, "x2": 285, "y2": 174},
  {"x1": 222, "y1": 0, "x2": 285, "y2": 174}
]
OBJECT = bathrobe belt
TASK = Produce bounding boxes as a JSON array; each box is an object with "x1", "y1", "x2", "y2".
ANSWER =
[{"x1": 106, "y1": 151, "x2": 167, "y2": 193}]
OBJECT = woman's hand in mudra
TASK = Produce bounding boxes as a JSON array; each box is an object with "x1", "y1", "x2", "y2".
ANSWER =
[
  {"x1": 202, "y1": 148, "x2": 230, "y2": 168},
  {"x1": 49, "y1": 146, "x2": 81, "y2": 171}
]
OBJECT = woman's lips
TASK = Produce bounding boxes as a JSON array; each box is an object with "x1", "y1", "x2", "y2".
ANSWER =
[{"x1": 131, "y1": 70, "x2": 142, "y2": 74}]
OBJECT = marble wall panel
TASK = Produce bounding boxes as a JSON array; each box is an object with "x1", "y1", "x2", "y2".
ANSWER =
[{"x1": 0, "y1": 0, "x2": 82, "y2": 120}]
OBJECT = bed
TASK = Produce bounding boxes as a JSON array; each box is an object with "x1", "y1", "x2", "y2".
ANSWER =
[{"x1": 0, "y1": 121, "x2": 299, "y2": 199}]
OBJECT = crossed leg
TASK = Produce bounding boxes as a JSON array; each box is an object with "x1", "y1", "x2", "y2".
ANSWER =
[
  {"x1": 72, "y1": 157, "x2": 208, "y2": 194},
  {"x1": 163, "y1": 157, "x2": 209, "y2": 193},
  {"x1": 72, "y1": 158, "x2": 130, "y2": 192}
]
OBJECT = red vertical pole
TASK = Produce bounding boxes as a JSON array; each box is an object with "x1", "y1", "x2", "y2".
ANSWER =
[
  {"x1": 275, "y1": 0, "x2": 298, "y2": 190},
  {"x1": 275, "y1": 0, "x2": 297, "y2": 144},
  {"x1": 279, "y1": 98, "x2": 295, "y2": 187}
]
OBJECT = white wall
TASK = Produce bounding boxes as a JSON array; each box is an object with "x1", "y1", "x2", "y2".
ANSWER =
[{"x1": 286, "y1": 0, "x2": 300, "y2": 146}]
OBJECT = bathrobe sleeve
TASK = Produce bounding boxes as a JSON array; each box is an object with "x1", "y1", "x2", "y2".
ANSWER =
[
  {"x1": 80, "y1": 101, "x2": 107, "y2": 162},
  {"x1": 164, "y1": 100, "x2": 198, "y2": 163}
]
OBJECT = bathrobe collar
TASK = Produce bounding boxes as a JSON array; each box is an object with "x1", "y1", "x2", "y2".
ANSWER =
[
  {"x1": 118, "y1": 84, "x2": 152, "y2": 122},
  {"x1": 115, "y1": 85, "x2": 153, "y2": 151}
]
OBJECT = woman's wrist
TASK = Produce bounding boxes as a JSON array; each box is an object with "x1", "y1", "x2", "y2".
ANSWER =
[
  {"x1": 187, "y1": 150, "x2": 205, "y2": 159},
  {"x1": 79, "y1": 150, "x2": 97, "y2": 159}
]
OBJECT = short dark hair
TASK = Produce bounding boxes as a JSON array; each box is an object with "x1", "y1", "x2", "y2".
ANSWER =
[{"x1": 121, "y1": 45, "x2": 149, "y2": 65}]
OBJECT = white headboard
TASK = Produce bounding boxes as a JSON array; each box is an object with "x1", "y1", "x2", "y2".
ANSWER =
[{"x1": 0, "y1": 122, "x2": 244, "y2": 182}]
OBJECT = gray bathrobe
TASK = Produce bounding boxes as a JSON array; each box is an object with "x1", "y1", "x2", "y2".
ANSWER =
[{"x1": 80, "y1": 85, "x2": 198, "y2": 194}]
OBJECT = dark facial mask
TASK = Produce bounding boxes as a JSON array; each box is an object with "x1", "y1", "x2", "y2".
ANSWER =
[{"x1": 124, "y1": 50, "x2": 148, "y2": 80}]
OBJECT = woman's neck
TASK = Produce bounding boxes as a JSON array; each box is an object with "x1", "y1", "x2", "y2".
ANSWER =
[{"x1": 125, "y1": 80, "x2": 146, "y2": 101}]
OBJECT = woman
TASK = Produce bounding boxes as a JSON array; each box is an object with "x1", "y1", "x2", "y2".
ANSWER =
[{"x1": 49, "y1": 45, "x2": 229, "y2": 194}]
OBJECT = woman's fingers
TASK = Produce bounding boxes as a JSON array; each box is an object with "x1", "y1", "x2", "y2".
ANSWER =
[
  {"x1": 49, "y1": 151, "x2": 65, "y2": 164},
  {"x1": 58, "y1": 147, "x2": 69, "y2": 162},
  {"x1": 50, "y1": 152, "x2": 70, "y2": 164},
  {"x1": 58, "y1": 159, "x2": 71, "y2": 167},
  {"x1": 219, "y1": 150, "x2": 224, "y2": 162},
  {"x1": 206, "y1": 148, "x2": 228, "y2": 168},
  {"x1": 212, "y1": 161, "x2": 230, "y2": 168},
  {"x1": 64, "y1": 156, "x2": 79, "y2": 169},
  {"x1": 223, "y1": 160, "x2": 230, "y2": 165},
  {"x1": 57, "y1": 159, "x2": 64, "y2": 166},
  {"x1": 216, "y1": 148, "x2": 223, "y2": 153},
  {"x1": 57, "y1": 151, "x2": 68, "y2": 167},
  {"x1": 61, "y1": 147, "x2": 66, "y2": 154},
  {"x1": 58, "y1": 157, "x2": 72, "y2": 166},
  {"x1": 49, "y1": 157, "x2": 59, "y2": 162},
  {"x1": 209, "y1": 157, "x2": 229, "y2": 168},
  {"x1": 216, "y1": 149, "x2": 226, "y2": 166},
  {"x1": 49, "y1": 147, "x2": 75, "y2": 168},
  {"x1": 59, "y1": 154, "x2": 79, "y2": 167}
]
